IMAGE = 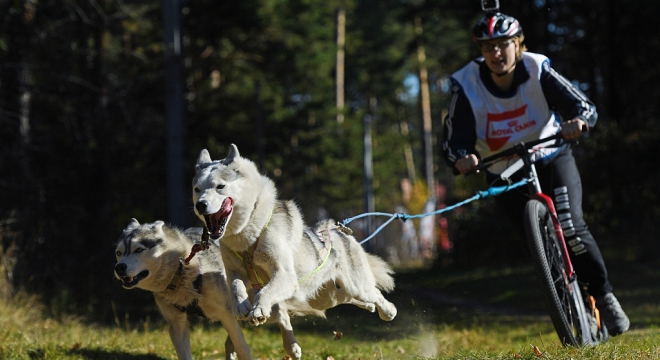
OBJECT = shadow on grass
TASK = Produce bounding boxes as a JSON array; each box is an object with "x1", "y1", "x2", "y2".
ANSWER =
[
  {"x1": 65, "y1": 347, "x2": 166, "y2": 360},
  {"x1": 286, "y1": 268, "x2": 549, "y2": 344},
  {"x1": 286, "y1": 261, "x2": 660, "y2": 342}
]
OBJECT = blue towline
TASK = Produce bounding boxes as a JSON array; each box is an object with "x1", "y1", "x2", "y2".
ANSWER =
[{"x1": 340, "y1": 178, "x2": 529, "y2": 245}]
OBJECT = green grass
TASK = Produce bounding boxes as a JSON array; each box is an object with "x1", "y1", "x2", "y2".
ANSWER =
[{"x1": 1, "y1": 263, "x2": 659, "y2": 359}]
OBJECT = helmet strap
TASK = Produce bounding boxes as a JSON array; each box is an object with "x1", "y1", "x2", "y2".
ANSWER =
[{"x1": 494, "y1": 61, "x2": 516, "y2": 77}]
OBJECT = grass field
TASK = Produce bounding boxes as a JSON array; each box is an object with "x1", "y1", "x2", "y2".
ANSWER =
[{"x1": 1, "y1": 262, "x2": 658, "y2": 359}]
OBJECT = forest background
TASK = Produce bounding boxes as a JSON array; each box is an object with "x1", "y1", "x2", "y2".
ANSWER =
[{"x1": 1, "y1": 0, "x2": 658, "y2": 324}]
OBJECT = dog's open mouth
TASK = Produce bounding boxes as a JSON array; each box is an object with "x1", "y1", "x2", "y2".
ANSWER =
[
  {"x1": 120, "y1": 270, "x2": 149, "y2": 289},
  {"x1": 206, "y1": 197, "x2": 233, "y2": 240}
]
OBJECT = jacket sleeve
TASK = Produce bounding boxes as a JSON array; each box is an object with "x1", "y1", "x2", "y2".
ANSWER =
[
  {"x1": 540, "y1": 61, "x2": 598, "y2": 128},
  {"x1": 442, "y1": 80, "x2": 478, "y2": 173}
]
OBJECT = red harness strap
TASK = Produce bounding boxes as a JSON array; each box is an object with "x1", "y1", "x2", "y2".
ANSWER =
[{"x1": 184, "y1": 229, "x2": 211, "y2": 265}]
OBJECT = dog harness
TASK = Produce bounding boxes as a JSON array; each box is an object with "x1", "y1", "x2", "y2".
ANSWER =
[
  {"x1": 166, "y1": 259, "x2": 208, "y2": 319},
  {"x1": 233, "y1": 209, "x2": 274, "y2": 289},
  {"x1": 233, "y1": 208, "x2": 341, "y2": 289},
  {"x1": 172, "y1": 275, "x2": 207, "y2": 319},
  {"x1": 297, "y1": 227, "x2": 334, "y2": 284},
  {"x1": 167, "y1": 259, "x2": 186, "y2": 291}
]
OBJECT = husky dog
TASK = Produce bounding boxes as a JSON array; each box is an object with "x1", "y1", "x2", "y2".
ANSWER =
[
  {"x1": 191, "y1": 144, "x2": 397, "y2": 360},
  {"x1": 114, "y1": 219, "x2": 252, "y2": 360}
]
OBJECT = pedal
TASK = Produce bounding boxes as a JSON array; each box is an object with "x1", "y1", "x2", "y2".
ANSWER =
[{"x1": 589, "y1": 296, "x2": 602, "y2": 330}]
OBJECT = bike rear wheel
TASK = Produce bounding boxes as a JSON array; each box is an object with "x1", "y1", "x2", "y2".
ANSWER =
[{"x1": 524, "y1": 199, "x2": 594, "y2": 346}]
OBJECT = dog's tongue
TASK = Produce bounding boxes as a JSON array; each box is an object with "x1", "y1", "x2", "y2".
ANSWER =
[
  {"x1": 218, "y1": 197, "x2": 233, "y2": 217},
  {"x1": 210, "y1": 197, "x2": 233, "y2": 237}
]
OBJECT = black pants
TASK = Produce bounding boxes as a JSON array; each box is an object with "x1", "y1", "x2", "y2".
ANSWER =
[{"x1": 487, "y1": 146, "x2": 612, "y2": 298}]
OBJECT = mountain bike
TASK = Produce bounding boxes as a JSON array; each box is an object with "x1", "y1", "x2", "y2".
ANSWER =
[{"x1": 474, "y1": 130, "x2": 608, "y2": 346}]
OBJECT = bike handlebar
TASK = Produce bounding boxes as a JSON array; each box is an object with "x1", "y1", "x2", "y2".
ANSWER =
[{"x1": 471, "y1": 125, "x2": 589, "y2": 173}]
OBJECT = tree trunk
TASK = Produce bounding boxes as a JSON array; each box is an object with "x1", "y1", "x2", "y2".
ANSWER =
[
  {"x1": 336, "y1": 7, "x2": 346, "y2": 124},
  {"x1": 415, "y1": 16, "x2": 434, "y2": 196},
  {"x1": 163, "y1": 0, "x2": 187, "y2": 227}
]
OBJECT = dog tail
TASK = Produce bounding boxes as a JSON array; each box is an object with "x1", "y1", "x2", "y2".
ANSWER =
[{"x1": 366, "y1": 253, "x2": 395, "y2": 293}]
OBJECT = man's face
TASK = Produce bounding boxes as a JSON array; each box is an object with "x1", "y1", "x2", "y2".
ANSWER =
[{"x1": 480, "y1": 37, "x2": 519, "y2": 75}]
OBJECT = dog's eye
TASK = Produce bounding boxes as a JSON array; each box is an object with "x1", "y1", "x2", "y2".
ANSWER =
[
  {"x1": 194, "y1": 187, "x2": 200, "y2": 193},
  {"x1": 115, "y1": 251, "x2": 121, "y2": 257},
  {"x1": 216, "y1": 184, "x2": 225, "y2": 190},
  {"x1": 135, "y1": 248, "x2": 144, "y2": 253}
]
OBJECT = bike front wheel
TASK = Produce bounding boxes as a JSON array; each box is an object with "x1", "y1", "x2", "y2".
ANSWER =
[{"x1": 524, "y1": 199, "x2": 594, "y2": 346}]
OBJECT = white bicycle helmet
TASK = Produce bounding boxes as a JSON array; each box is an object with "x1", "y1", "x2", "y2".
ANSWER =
[{"x1": 472, "y1": 12, "x2": 522, "y2": 41}]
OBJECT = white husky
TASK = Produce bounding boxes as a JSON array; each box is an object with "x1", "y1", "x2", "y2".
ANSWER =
[
  {"x1": 191, "y1": 144, "x2": 397, "y2": 359},
  {"x1": 114, "y1": 219, "x2": 252, "y2": 360}
]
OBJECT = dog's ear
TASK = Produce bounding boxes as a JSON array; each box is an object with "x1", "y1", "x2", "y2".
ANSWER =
[
  {"x1": 151, "y1": 221, "x2": 165, "y2": 235},
  {"x1": 124, "y1": 218, "x2": 140, "y2": 233},
  {"x1": 196, "y1": 149, "x2": 212, "y2": 173},
  {"x1": 223, "y1": 144, "x2": 240, "y2": 165},
  {"x1": 197, "y1": 149, "x2": 212, "y2": 165}
]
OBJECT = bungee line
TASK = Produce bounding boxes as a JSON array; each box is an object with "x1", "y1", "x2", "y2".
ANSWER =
[{"x1": 341, "y1": 178, "x2": 529, "y2": 245}]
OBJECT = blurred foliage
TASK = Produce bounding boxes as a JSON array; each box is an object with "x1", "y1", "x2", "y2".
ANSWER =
[{"x1": 0, "y1": 0, "x2": 658, "y2": 323}]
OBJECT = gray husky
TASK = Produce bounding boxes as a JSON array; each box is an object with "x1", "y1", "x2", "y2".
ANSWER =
[
  {"x1": 191, "y1": 144, "x2": 397, "y2": 360},
  {"x1": 114, "y1": 219, "x2": 252, "y2": 360}
]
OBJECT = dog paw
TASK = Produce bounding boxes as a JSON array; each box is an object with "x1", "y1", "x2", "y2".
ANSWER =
[
  {"x1": 231, "y1": 280, "x2": 252, "y2": 320},
  {"x1": 363, "y1": 302, "x2": 376, "y2": 313},
  {"x1": 377, "y1": 301, "x2": 397, "y2": 321},
  {"x1": 286, "y1": 343, "x2": 302, "y2": 360},
  {"x1": 234, "y1": 299, "x2": 251, "y2": 320},
  {"x1": 248, "y1": 306, "x2": 270, "y2": 326}
]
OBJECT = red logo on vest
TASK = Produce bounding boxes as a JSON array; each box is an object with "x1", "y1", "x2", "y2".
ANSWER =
[{"x1": 486, "y1": 105, "x2": 535, "y2": 151}]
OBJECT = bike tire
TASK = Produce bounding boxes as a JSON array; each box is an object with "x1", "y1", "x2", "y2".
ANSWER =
[{"x1": 524, "y1": 199, "x2": 592, "y2": 346}]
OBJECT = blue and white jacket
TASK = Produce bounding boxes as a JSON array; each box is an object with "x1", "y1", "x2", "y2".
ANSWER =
[{"x1": 442, "y1": 52, "x2": 597, "y2": 174}]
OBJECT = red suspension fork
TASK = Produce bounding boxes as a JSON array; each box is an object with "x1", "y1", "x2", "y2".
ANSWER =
[
  {"x1": 532, "y1": 192, "x2": 575, "y2": 278},
  {"x1": 522, "y1": 147, "x2": 575, "y2": 280}
]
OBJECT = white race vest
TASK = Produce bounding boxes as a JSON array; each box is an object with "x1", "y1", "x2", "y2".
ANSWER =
[{"x1": 452, "y1": 52, "x2": 561, "y2": 174}]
